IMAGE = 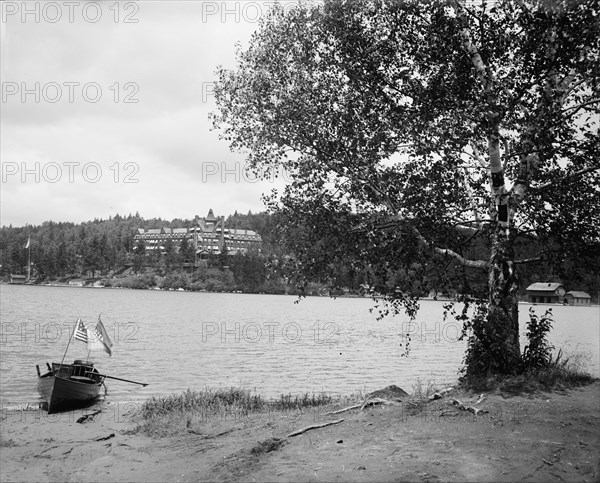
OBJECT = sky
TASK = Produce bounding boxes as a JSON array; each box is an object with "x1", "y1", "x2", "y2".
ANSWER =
[{"x1": 1, "y1": 1, "x2": 295, "y2": 227}]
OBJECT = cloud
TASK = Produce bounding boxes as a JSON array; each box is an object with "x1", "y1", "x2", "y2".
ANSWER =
[{"x1": 1, "y1": 1, "x2": 286, "y2": 227}]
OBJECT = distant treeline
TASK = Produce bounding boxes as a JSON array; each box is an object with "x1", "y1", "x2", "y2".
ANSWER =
[
  {"x1": 0, "y1": 211, "x2": 597, "y2": 299},
  {"x1": 0, "y1": 211, "x2": 282, "y2": 291}
]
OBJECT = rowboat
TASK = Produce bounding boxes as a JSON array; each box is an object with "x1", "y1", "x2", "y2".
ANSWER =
[
  {"x1": 36, "y1": 360, "x2": 105, "y2": 414},
  {"x1": 36, "y1": 317, "x2": 147, "y2": 413}
]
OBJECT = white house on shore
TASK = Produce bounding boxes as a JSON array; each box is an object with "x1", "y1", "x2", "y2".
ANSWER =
[
  {"x1": 525, "y1": 282, "x2": 566, "y2": 304},
  {"x1": 525, "y1": 283, "x2": 593, "y2": 305},
  {"x1": 563, "y1": 291, "x2": 592, "y2": 306}
]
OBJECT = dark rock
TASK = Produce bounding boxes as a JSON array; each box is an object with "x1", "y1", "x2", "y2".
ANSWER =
[{"x1": 366, "y1": 385, "x2": 410, "y2": 400}]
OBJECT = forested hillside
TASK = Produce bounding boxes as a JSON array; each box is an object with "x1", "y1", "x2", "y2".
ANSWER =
[
  {"x1": 0, "y1": 211, "x2": 597, "y2": 300},
  {"x1": 0, "y1": 212, "x2": 282, "y2": 291},
  {"x1": 1, "y1": 213, "x2": 140, "y2": 280}
]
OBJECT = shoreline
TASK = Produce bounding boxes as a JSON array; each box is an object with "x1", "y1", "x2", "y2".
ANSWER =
[
  {"x1": 1, "y1": 382, "x2": 599, "y2": 482},
  {"x1": 4, "y1": 282, "x2": 598, "y2": 306}
]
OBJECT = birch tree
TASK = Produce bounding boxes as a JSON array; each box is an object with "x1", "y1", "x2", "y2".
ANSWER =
[{"x1": 212, "y1": 0, "x2": 599, "y2": 377}]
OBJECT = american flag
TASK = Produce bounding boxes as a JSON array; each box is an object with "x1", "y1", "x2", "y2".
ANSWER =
[{"x1": 73, "y1": 318, "x2": 88, "y2": 343}]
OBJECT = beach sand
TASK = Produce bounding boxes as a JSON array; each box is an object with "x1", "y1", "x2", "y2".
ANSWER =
[{"x1": 1, "y1": 382, "x2": 599, "y2": 482}]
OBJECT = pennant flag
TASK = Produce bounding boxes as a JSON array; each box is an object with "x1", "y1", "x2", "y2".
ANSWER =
[
  {"x1": 24, "y1": 237, "x2": 30, "y2": 249},
  {"x1": 73, "y1": 318, "x2": 88, "y2": 343},
  {"x1": 88, "y1": 316, "x2": 113, "y2": 356},
  {"x1": 87, "y1": 329, "x2": 105, "y2": 354}
]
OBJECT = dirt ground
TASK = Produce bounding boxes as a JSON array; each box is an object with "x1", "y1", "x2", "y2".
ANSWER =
[{"x1": 1, "y1": 382, "x2": 599, "y2": 482}]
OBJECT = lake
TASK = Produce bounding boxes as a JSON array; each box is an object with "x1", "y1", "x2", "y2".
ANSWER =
[{"x1": 1, "y1": 284, "x2": 598, "y2": 408}]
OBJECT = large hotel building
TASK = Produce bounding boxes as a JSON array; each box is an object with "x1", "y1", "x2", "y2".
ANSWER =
[{"x1": 133, "y1": 209, "x2": 262, "y2": 256}]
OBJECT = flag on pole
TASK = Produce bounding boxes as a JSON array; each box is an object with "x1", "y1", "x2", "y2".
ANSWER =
[
  {"x1": 24, "y1": 237, "x2": 30, "y2": 249},
  {"x1": 73, "y1": 318, "x2": 88, "y2": 343},
  {"x1": 88, "y1": 316, "x2": 113, "y2": 356}
]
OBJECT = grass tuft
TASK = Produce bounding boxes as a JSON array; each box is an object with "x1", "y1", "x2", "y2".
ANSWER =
[
  {"x1": 134, "y1": 387, "x2": 356, "y2": 437},
  {"x1": 410, "y1": 379, "x2": 442, "y2": 399},
  {"x1": 459, "y1": 350, "x2": 597, "y2": 394},
  {"x1": 0, "y1": 438, "x2": 17, "y2": 448},
  {"x1": 250, "y1": 437, "x2": 287, "y2": 455},
  {"x1": 406, "y1": 379, "x2": 448, "y2": 415}
]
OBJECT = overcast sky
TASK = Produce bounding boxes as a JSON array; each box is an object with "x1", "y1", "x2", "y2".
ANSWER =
[{"x1": 1, "y1": 1, "x2": 293, "y2": 227}]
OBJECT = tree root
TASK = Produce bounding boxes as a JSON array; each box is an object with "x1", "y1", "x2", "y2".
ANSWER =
[
  {"x1": 428, "y1": 387, "x2": 455, "y2": 401},
  {"x1": 326, "y1": 386, "x2": 488, "y2": 422},
  {"x1": 295, "y1": 386, "x2": 490, "y2": 440},
  {"x1": 360, "y1": 397, "x2": 396, "y2": 410},
  {"x1": 325, "y1": 396, "x2": 400, "y2": 415},
  {"x1": 77, "y1": 409, "x2": 102, "y2": 424},
  {"x1": 448, "y1": 398, "x2": 489, "y2": 416},
  {"x1": 287, "y1": 419, "x2": 344, "y2": 438},
  {"x1": 326, "y1": 404, "x2": 362, "y2": 415}
]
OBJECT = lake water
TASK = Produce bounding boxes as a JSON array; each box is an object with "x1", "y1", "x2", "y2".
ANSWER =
[{"x1": 1, "y1": 284, "x2": 598, "y2": 408}]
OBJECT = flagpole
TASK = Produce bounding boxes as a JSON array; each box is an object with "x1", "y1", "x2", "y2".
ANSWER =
[
  {"x1": 60, "y1": 319, "x2": 77, "y2": 366},
  {"x1": 24, "y1": 236, "x2": 31, "y2": 281},
  {"x1": 194, "y1": 232, "x2": 198, "y2": 268},
  {"x1": 27, "y1": 242, "x2": 30, "y2": 281},
  {"x1": 88, "y1": 316, "x2": 95, "y2": 361}
]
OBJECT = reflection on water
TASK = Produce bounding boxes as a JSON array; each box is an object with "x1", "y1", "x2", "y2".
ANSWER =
[{"x1": 1, "y1": 284, "x2": 598, "y2": 406}]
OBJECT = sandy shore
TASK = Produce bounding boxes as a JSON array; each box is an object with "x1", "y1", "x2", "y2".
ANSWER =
[{"x1": 1, "y1": 382, "x2": 599, "y2": 482}]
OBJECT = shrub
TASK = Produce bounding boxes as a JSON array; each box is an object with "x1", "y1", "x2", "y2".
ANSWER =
[
  {"x1": 521, "y1": 308, "x2": 554, "y2": 371},
  {"x1": 113, "y1": 273, "x2": 157, "y2": 290},
  {"x1": 160, "y1": 273, "x2": 190, "y2": 290},
  {"x1": 459, "y1": 300, "x2": 521, "y2": 380},
  {"x1": 188, "y1": 281, "x2": 207, "y2": 291}
]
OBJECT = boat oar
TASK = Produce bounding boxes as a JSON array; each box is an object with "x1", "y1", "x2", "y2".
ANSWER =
[{"x1": 93, "y1": 373, "x2": 149, "y2": 387}]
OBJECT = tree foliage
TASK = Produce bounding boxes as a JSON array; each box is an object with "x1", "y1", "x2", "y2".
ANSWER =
[{"x1": 212, "y1": 0, "x2": 599, "y2": 377}]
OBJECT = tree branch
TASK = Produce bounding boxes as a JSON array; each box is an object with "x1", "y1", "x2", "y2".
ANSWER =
[
  {"x1": 455, "y1": 220, "x2": 490, "y2": 231},
  {"x1": 531, "y1": 165, "x2": 600, "y2": 191},
  {"x1": 460, "y1": 167, "x2": 486, "y2": 229},
  {"x1": 350, "y1": 213, "x2": 488, "y2": 269},
  {"x1": 466, "y1": 143, "x2": 489, "y2": 168},
  {"x1": 514, "y1": 256, "x2": 544, "y2": 265},
  {"x1": 560, "y1": 75, "x2": 586, "y2": 103},
  {"x1": 432, "y1": 246, "x2": 489, "y2": 269},
  {"x1": 561, "y1": 98, "x2": 600, "y2": 116},
  {"x1": 412, "y1": 229, "x2": 488, "y2": 269}
]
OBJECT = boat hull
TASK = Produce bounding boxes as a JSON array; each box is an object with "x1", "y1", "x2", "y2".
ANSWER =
[{"x1": 37, "y1": 363, "x2": 103, "y2": 413}]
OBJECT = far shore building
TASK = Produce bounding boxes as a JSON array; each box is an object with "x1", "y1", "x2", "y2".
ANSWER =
[
  {"x1": 9, "y1": 274, "x2": 27, "y2": 284},
  {"x1": 563, "y1": 291, "x2": 592, "y2": 306},
  {"x1": 133, "y1": 209, "x2": 262, "y2": 257},
  {"x1": 525, "y1": 282, "x2": 566, "y2": 304}
]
